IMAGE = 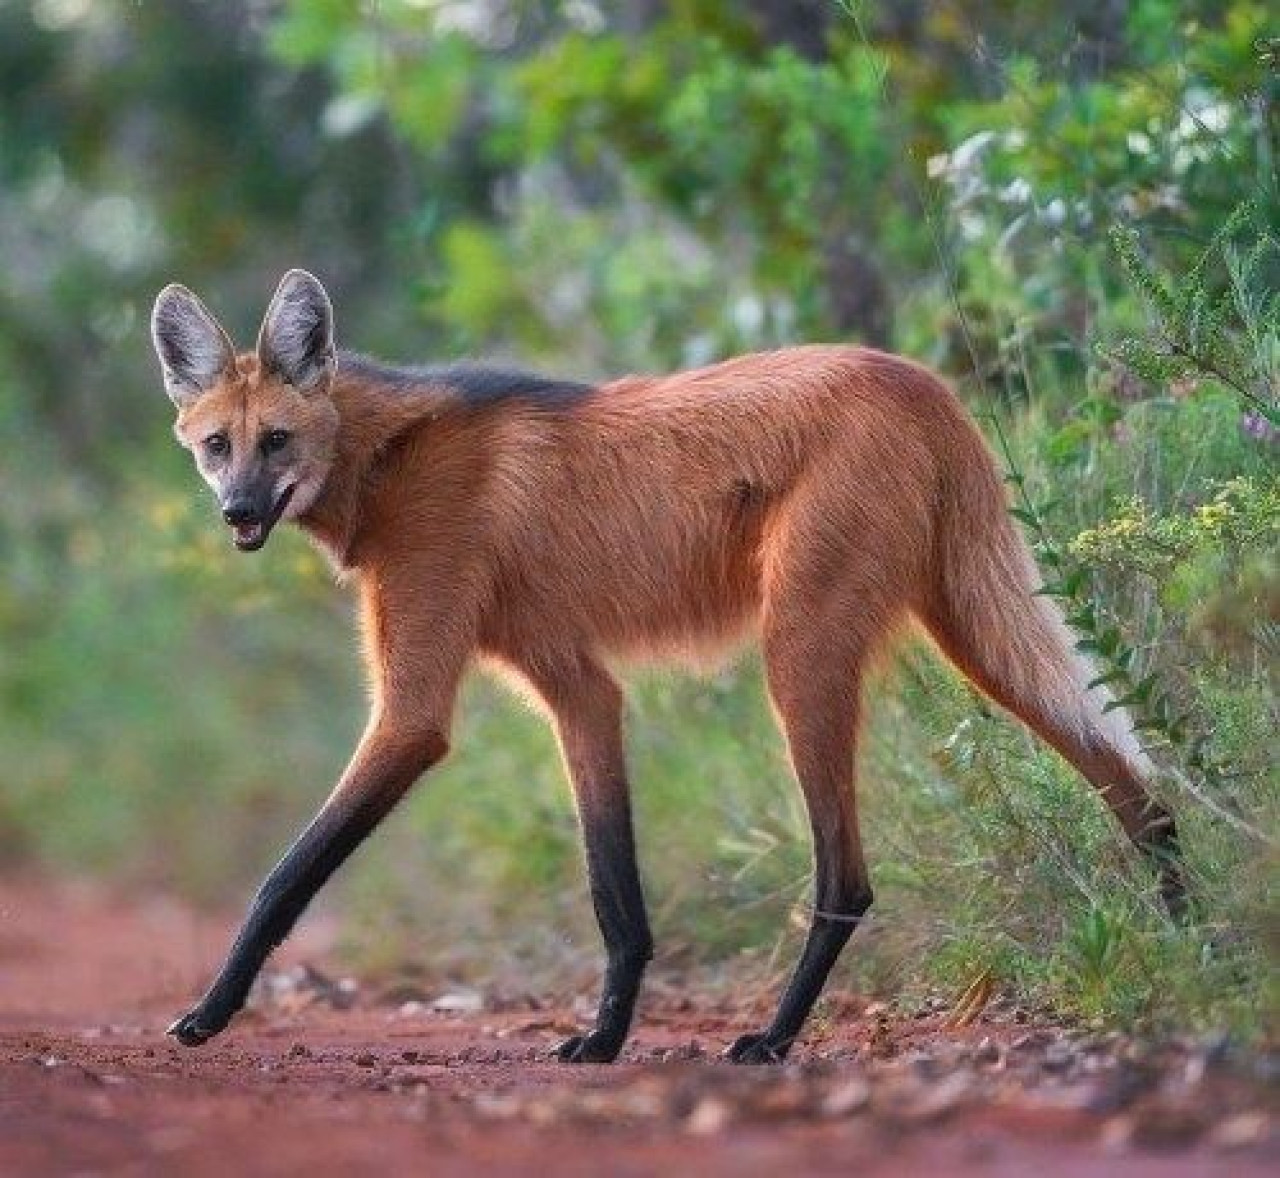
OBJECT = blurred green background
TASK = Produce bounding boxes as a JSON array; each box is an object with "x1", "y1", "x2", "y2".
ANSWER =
[{"x1": 1, "y1": 0, "x2": 1275, "y2": 1030}]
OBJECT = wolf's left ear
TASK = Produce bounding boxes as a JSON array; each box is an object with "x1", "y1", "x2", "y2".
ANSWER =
[{"x1": 256, "y1": 269, "x2": 335, "y2": 394}]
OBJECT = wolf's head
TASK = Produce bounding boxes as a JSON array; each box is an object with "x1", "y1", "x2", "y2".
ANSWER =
[{"x1": 151, "y1": 270, "x2": 341, "y2": 552}]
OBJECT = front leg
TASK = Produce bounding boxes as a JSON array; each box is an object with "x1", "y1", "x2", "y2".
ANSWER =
[
  {"x1": 520, "y1": 655, "x2": 653, "y2": 1064},
  {"x1": 168, "y1": 721, "x2": 448, "y2": 1045}
]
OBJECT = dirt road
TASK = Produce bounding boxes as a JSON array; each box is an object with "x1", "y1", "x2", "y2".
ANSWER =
[{"x1": 0, "y1": 878, "x2": 1272, "y2": 1176}]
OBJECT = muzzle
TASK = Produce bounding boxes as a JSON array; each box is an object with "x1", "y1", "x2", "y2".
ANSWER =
[{"x1": 221, "y1": 484, "x2": 296, "y2": 551}]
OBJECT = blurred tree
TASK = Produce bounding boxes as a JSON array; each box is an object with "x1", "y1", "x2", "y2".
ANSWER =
[
  {"x1": 265, "y1": 0, "x2": 1274, "y2": 387},
  {"x1": 0, "y1": 0, "x2": 421, "y2": 465},
  {"x1": 2, "y1": 0, "x2": 1270, "y2": 461}
]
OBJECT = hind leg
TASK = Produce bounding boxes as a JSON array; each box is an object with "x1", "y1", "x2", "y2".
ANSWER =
[{"x1": 728, "y1": 627, "x2": 875, "y2": 1064}]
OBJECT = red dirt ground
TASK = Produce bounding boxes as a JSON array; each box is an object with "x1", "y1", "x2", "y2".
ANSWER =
[{"x1": 0, "y1": 878, "x2": 1273, "y2": 1177}]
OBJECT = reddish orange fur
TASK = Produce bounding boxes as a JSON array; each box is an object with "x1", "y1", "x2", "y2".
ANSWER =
[{"x1": 183, "y1": 339, "x2": 1172, "y2": 884}]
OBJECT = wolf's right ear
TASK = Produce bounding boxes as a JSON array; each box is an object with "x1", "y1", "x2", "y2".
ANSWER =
[{"x1": 151, "y1": 284, "x2": 236, "y2": 407}]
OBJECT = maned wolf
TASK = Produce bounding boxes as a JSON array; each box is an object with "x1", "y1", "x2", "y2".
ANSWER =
[{"x1": 152, "y1": 269, "x2": 1182, "y2": 1063}]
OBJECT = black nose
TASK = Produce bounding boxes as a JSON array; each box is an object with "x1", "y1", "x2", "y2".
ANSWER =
[{"x1": 222, "y1": 501, "x2": 258, "y2": 526}]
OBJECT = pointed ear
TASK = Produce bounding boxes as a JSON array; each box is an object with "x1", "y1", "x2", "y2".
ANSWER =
[
  {"x1": 151, "y1": 284, "x2": 236, "y2": 407},
  {"x1": 256, "y1": 269, "x2": 335, "y2": 394}
]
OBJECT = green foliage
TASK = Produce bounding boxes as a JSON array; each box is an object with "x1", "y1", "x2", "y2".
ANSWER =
[
  {"x1": 1105, "y1": 201, "x2": 1279, "y2": 423},
  {"x1": 995, "y1": 393, "x2": 1273, "y2": 849},
  {"x1": 0, "y1": 438, "x2": 360, "y2": 893},
  {"x1": 1071, "y1": 477, "x2": 1279, "y2": 578}
]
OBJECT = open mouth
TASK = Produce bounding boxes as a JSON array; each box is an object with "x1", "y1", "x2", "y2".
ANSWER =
[{"x1": 231, "y1": 485, "x2": 296, "y2": 552}]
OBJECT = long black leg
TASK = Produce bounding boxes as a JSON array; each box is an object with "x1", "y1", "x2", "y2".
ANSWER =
[
  {"x1": 558, "y1": 790, "x2": 653, "y2": 1062},
  {"x1": 728, "y1": 882, "x2": 873, "y2": 1063},
  {"x1": 521, "y1": 655, "x2": 652, "y2": 1063},
  {"x1": 167, "y1": 726, "x2": 446, "y2": 1045}
]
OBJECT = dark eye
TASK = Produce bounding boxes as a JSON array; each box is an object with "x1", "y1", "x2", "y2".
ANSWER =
[
  {"x1": 205, "y1": 433, "x2": 230, "y2": 457},
  {"x1": 263, "y1": 429, "x2": 290, "y2": 453}
]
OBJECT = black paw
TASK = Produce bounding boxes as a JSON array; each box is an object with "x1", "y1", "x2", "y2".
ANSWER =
[
  {"x1": 555, "y1": 1030, "x2": 622, "y2": 1064},
  {"x1": 166, "y1": 1005, "x2": 229, "y2": 1047},
  {"x1": 727, "y1": 1032, "x2": 789, "y2": 1065}
]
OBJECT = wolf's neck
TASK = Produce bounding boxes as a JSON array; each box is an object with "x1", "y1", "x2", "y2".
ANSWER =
[{"x1": 298, "y1": 352, "x2": 451, "y2": 565}]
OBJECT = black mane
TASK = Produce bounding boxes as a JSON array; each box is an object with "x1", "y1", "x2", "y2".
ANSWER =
[{"x1": 338, "y1": 350, "x2": 593, "y2": 408}]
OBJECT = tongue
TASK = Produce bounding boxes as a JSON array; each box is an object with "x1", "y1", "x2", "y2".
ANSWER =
[{"x1": 234, "y1": 522, "x2": 264, "y2": 548}]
